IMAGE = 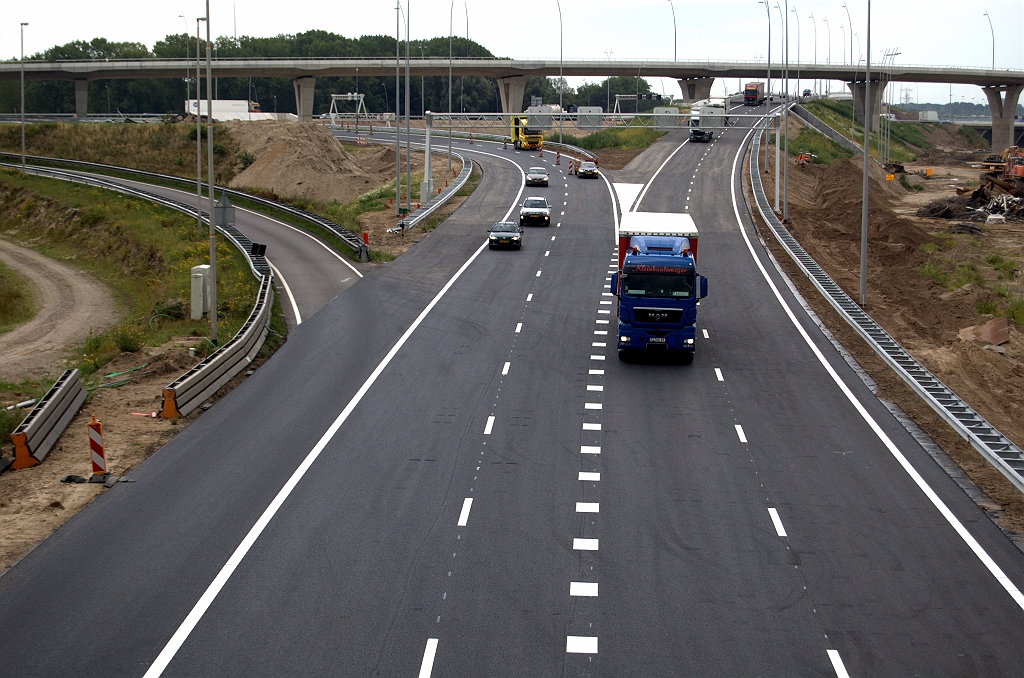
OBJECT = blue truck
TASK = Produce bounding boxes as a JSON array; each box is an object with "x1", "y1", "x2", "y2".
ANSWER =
[{"x1": 610, "y1": 213, "x2": 707, "y2": 363}]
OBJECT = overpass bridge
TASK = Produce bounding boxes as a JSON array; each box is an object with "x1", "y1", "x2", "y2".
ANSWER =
[{"x1": 2, "y1": 57, "x2": 1021, "y2": 148}]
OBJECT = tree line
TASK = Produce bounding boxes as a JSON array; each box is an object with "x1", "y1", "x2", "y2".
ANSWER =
[{"x1": 0, "y1": 31, "x2": 666, "y2": 116}]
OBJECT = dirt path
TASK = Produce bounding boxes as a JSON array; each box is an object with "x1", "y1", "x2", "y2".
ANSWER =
[{"x1": 0, "y1": 239, "x2": 116, "y2": 383}]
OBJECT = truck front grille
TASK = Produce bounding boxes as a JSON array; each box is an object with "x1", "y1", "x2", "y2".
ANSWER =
[{"x1": 633, "y1": 308, "x2": 683, "y2": 323}]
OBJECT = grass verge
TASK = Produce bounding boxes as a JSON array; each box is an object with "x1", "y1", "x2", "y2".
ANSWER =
[
  {"x1": 545, "y1": 127, "x2": 666, "y2": 151},
  {"x1": 803, "y1": 100, "x2": 928, "y2": 163},
  {"x1": 0, "y1": 260, "x2": 34, "y2": 333},
  {"x1": 0, "y1": 169, "x2": 260, "y2": 378},
  {"x1": 770, "y1": 127, "x2": 856, "y2": 164}
]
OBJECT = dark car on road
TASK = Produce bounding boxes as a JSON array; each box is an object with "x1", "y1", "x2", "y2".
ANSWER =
[
  {"x1": 526, "y1": 167, "x2": 550, "y2": 186},
  {"x1": 488, "y1": 221, "x2": 523, "y2": 249},
  {"x1": 519, "y1": 197, "x2": 551, "y2": 226},
  {"x1": 577, "y1": 161, "x2": 599, "y2": 178}
]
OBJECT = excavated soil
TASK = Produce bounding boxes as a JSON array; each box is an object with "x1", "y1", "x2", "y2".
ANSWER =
[{"x1": 756, "y1": 138, "x2": 1024, "y2": 536}]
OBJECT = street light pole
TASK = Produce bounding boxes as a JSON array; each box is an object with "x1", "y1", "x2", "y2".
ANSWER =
[
  {"x1": 783, "y1": 0, "x2": 789, "y2": 223},
  {"x1": 668, "y1": 0, "x2": 677, "y2": 62},
  {"x1": 405, "y1": 1, "x2": 411, "y2": 216},
  {"x1": 448, "y1": 0, "x2": 453, "y2": 176},
  {"x1": 396, "y1": 1, "x2": 401, "y2": 217},
  {"x1": 982, "y1": 10, "x2": 994, "y2": 70},
  {"x1": 859, "y1": 0, "x2": 871, "y2": 308},
  {"x1": 20, "y1": 22, "x2": 28, "y2": 176},
  {"x1": 823, "y1": 17, "x2": 831, "y2": 95},
  {"x1": 809, "y1": 12, "x2": 816, "y2": 95},
  {"x1": 792, "y1": 6, "x2": 800, "y2": 98},
  {"x1": 557, "y1": 0, "x2": 563, "y2": 146},
  {"x1": 758, "y1": 0, "x2": 771, "y2": 171},
  {"x1": 197, "y1": 18, "x2": 205, "y2": 236},
  {"x1": 204, "y1": 0, "x2": 217, "y2": 343}
]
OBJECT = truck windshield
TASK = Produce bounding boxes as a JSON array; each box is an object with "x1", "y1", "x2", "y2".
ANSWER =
[{"x1": 623, "y1": 272, "x2": 694, "y2": 298}]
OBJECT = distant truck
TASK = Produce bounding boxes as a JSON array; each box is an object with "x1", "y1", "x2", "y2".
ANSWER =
[
  {"x1": 744, "y1": 82, "x2": 766, "y2": 106},
  {"x1": 689, "y1": 105, "x2": 727, "y2": 142},
  {"x1": 510, "y1": 115, "x2": 544, "y2": 150},
  {"x1": 185, "y1": 99, "x2": 270, "y2": 121},
  {"x1": 611, "y1": 212, "x2": 707, "y2": 363}
]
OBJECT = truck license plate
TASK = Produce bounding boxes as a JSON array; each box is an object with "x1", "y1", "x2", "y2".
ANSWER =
[{"x1": 648, "y1": 337, "x2": 666, "y2": 343}]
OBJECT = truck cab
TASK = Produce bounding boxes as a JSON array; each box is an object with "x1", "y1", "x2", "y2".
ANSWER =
[
  {"x1": 611, "y1": 213, "x2": 707, "y2": 363},
  {"x1": 511, "y1": 116, "x2": 544, "y2": 150}
]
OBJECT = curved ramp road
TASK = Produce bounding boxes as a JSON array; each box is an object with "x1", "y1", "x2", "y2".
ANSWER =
[
  {"x1": 44, "y1": 170, "x2": 366, "y2": 330},
  {"x1": 0, "y1": 119, "x2": 1020, "y2": 677}
]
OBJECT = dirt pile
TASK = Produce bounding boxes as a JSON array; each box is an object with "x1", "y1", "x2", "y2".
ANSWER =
[{"x1": 227, "y1": 122, "x2": 377, "y2": 204}]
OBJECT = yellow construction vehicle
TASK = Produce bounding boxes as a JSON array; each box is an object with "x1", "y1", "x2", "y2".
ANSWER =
[{"x1": 510, "y1": 116, "x2": 544, "y2": 150}]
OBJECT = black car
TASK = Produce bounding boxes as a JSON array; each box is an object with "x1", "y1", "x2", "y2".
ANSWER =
[
  {"x1": 488, "y1": 221, "x2": 523, "y2": 249},
  {"x1": 577, "y1": 161, "x2": 599, "y2": 178}
]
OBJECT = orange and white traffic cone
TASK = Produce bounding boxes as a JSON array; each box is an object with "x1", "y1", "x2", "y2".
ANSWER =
[
  {"x1": 539, "y1": 146, "x2": 543, "y2": 157},
  {"x1": 503, "y1": 137, "x2": 507, "y2": 149},
  {"x1": 469, "y1": 133, "x2": 473, "y2": 144},
  {"x1": 88, "y1": 415, "x2": 106, "y2": 475}
]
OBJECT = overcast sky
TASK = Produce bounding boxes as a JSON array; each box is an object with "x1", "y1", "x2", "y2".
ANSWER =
[{"x1": 3, "y1": 0, "x2": 1022, "y2": 106}]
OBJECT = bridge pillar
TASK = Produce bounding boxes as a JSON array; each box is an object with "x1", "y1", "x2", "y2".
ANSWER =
[
  {"x1": 982, "y1": 84, "x2": 1023, "y2": 151},
  {"x1": 676, "y1": 78, "x2": 714, "y2": 104},
  {"x1": 497, "y1": 76, "x2": 526, "y2": 115},
  {"x1": 847, "y1": 80, "x2": 885, "y2": 125},
  {"x1": 293, "y1": 77, "x2": 316, "y2": 123},
  {"x1": 75, "y1": 79, "x2": 89, "y2": 118}
]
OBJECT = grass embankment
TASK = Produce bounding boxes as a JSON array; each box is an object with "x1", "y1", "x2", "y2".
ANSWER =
[
  {"x1": 0, "y1": 170, "x2": 261, "y2": 368},
  {"x1": 0, "y1": 261, "x2": 34, "y2": 333},
  {"x1": 919, "y1": 239, "x2": 1024, "y2": 323},
  {"x1": 0, "y1": 122, "x2": 239, "y2": 184},
  {"x1": 545, "y1": 127, "x2": 666, "y2": 150},
  {"x1": 768, "y1": 128, "x2": 856, "y2": 165},
  {"x1": 803, "y1": 100, "x2": 931, "y2": 163}
]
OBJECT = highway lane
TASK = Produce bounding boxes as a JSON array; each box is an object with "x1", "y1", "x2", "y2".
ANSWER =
[
  {"x1": 590, "y1": 115, "x2": 1024, "y2": 675},
  {"x1": 1, "y1": 117, "x2": 1021, "y2": 678},
  {"x1": 0, "y1": 136, "x2": 537, "y2": 676},
  {"x1": 49, "y1": 170, "x2": 366, "y2": 329}
]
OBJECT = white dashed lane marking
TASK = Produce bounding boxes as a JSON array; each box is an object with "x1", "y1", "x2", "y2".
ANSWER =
[
  {"x1": 578, "y1": 471, "x2": 601, "y2": 481},
  {"x1": 484, "y1": 416, "x2": 495, "y2": 435},
  {"x1": 735, "y1": 424, "x2": 747, "y2": 443},
  {"x1": 457, "y1": 498, "x2": 474, "y2": 527},
  {"x1": 576, "y1": 502, "x2": 599, "y2": 513},
  {"x1": 515, "y1": 323, "x2": 522, "y2": 333},
  {"x1": 590, "y1": 355, "x2": 606, "y2": 361},
  {"x1": 418, "y1": 639, "x2": 439, "y2": 678},
  {"x1": 566, "y1": 636, "x2": 598, "y2": 654},
  {"x1": 502, "y1": 362, "x2": 510, "y2": 375},
  {"x1": 587, "y1": 384, "x2": 604, "y2": 391},
  {"x1": 702, "y1": 328, "x2": 710, "y2": 339},
  {"x1": 582, "y1": 423, "x2": 601, "y2": 431},
  {"x1": 768, "y1": 508, "x2": 787, "y2": 537},
  {"x1": 585, "y1": 403, "x2": 602, "y2": 410},
  {"x1": 580, "y1": 446, "x2": 601, "y2": 454},
  {"x1": 573, "y1": 538, "x2": 599, "y2": 550},
  {"x1": 570, "y1": 582, "x2": 599, "y2": 596},
  {"x1": 715, "y1": 368, "x2": 724, "y2": 381},
  {"x1": 589, "y1": 369, "x2": 604, "y2": 375}
]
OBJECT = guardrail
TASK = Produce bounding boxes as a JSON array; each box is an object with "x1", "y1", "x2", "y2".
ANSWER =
[
  {"x1": 396, "y1": 150, "x2": 473, "y2": 232},
  {"x1": 160, "y1": 274, "x2": 273, "y2": 418},
  {"x1": 5, "y1": 162, "x2": 277, "y2": 422},
  {"x1": 10, "y1": 369, "x2": 88, "y2": 470},
  {"x1": 0, "y1": 152, "x2": 369, "y2": 262},
  {"x1": 746, "y1": 122, "x2": 1024, "y2": 493},
  {"x1": 790, "y1": 104, "x2": 864, "y2": 155}
]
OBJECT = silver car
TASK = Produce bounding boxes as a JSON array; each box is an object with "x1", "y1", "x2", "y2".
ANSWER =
[
  {"x1": 519, "y1": 197, "x2": 551, "y2": 227},
  {"x1": 526, "y1": 167, "x2": 549, "y2": 186}
]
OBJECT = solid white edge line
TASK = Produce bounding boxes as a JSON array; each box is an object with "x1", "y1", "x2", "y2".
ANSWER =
[
  {"x1": 768, "y1": 507, "x2": 788, "y2": 537},
  {"x1": 418, "y1": 638, "x2": 439, "y2": 678},
  {"x1": 266, "y1": 260, "x2": 302, "y2": 325},
  {"x1": 598, "y1": 171, "x2": 620, "y2": 243},
  {"x1": 142, "y1": 147, "x2": 529, "y2": 678},
  {"x1": 729, "y1": 125, "x2": 1024, "y2": 612},
  {"x1": 632, "y1": 139, "x2": 689, "y2": 212},
  {"x1": 827, "y1": 649, "x2": 850, "y2": 678},
  {"x1": 457, "y1": 497, "x2": 473, "y2": 527}
]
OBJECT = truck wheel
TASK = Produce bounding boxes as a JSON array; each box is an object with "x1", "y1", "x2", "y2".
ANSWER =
[{"x1": 678, "y1": 352, "x2": 694, "y2": 365}]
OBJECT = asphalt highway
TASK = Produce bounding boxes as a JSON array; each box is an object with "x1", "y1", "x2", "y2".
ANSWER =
[{"x1": 0, "y1": 117, "x2": 1021, "y2": 677}]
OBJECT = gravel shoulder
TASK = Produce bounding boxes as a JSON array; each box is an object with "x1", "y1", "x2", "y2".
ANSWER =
[{"x1": 0, "y1": 238, "x2": 116, "y2": 383}]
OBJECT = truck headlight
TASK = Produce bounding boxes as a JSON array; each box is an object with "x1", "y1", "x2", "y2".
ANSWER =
[
  {"x1": 686, "y1": 338, "x2": 694, "y2": 345},
  {"x1": 620, "y1": 336, "x2": 630, "y2": 343}
]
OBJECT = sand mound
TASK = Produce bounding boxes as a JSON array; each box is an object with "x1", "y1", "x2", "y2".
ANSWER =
[{"x1": 226, "y1": 121, "x2": 373, "y2": 204}]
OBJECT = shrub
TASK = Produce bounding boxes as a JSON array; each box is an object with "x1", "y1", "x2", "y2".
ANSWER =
[
  {"x1": 111, "y1": 323, "x2": 146, "y2": 352},
  {"x1": 237, "y1": 149, "x2": 256, "y2": 170},
  {"x1": 976, "y1": 296, "x2": 999, "y2": 315}
]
